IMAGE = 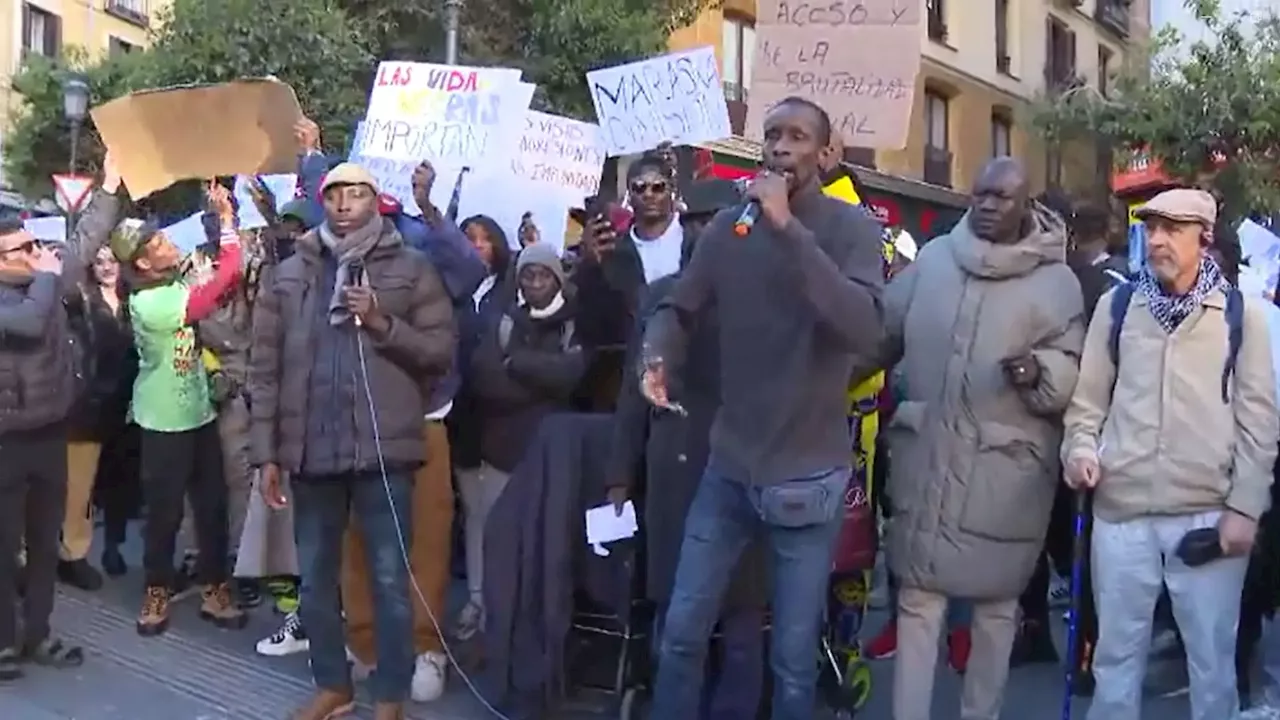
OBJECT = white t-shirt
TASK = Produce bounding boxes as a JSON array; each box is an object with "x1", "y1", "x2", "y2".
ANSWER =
[{"x1": 632, "y1": 217, "x2": 684, "y2": 284}]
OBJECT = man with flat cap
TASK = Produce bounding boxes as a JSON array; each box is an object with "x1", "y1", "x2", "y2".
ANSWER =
[
  {"x1": 1064, "y1": 187, "x2": 1279, "y2": 720},
  {"x1": 248, "y1": 162, "x2": 456, "y2": 720}
]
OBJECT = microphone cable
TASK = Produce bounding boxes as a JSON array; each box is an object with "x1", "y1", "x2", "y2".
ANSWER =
[{"x1": 354, "y1": 330, "x2": 513, "y2": 720}]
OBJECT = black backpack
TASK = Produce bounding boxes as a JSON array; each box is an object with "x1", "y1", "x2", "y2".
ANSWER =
[{"x1": 1107, "y1": 283, "x2": 1244, "y2": 404}]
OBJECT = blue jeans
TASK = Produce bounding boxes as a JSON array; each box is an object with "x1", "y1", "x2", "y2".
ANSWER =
[
  {"x1": 653, "y1": 605, "x2": 766, "y2": 720},
  {"x1": 294, "y1": 471, "x2": 415, "y2": 703},
  {"x1": 651, "y1": 466, "x2": 846, "y2": 720}
]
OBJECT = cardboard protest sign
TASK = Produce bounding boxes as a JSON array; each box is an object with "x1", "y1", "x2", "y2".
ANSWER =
[
  {"x1": 91, "y1": 78, "x2": 304, "y2": 198},
  {"x1": 514, "y1": 111, "x2": 606, "y2": 203},
  {"x1": 359, "y1": 62, "x2": 528, "y2": 171},
  {"x1": 234, "y1": 174, "x2": 298, "y2": 230},
  {"x1": 587, "y1": 47, "x2": 732, "y2": 157},
  {"x1": 747, "y1": 0, "x2": 922, "y2": 149}
]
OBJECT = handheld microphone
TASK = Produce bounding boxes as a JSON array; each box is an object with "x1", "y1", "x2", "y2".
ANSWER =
[
  {"x1": 733, "y1": 201, "x2": 761, "y2": 237},
  {"x1": 348, "y1": 261, "x2": 366, "y2": 327}
]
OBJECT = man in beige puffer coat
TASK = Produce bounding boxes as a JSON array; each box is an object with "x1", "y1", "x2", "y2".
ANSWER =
[{"x1": 858, "y1": 157, "x2": 1085, "y2": 720}]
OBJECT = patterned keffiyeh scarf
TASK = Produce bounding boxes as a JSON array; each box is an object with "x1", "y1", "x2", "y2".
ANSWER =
[{"x1": 1136, "y1": 255, "x2": 1229, "y2": 333}]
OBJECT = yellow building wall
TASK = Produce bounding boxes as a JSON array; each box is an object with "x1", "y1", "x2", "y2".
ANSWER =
[
  {"x1": 668, "y1": 0, "x2": 1149, "y2": 197},
  {"x1": 0, "y1": 0, "x2": 167, "y2": 188}
]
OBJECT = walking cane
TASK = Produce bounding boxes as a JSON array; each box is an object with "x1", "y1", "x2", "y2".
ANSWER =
[{"x1": 1062, "y1": 490, "x2": 1089, "y2": 720}]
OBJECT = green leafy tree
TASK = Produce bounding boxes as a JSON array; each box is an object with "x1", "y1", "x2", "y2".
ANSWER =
[
  {"x1": 1034, "y1": 0, "x2": 1280, "y2": 221},
  {"x1": 5, "y1": 0, "x2": 373, "y2": 202}
]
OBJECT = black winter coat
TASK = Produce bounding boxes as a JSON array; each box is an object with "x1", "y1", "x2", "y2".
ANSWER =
[
  {"x1": 66, "y1": 284, "x2": 136, "y2": 441},
  {"x1": 470, "y1": 295, "x2": 586, "y2": 472},
  {"x1": 608, "y1": 275, "x2": 768, "y2": 610}
]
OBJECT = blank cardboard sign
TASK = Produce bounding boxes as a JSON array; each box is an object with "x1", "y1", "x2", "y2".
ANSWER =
[
  {"x1": 747, "y1": 0, "x2": 923, "y2": 150},
  {"x1": 91, "y1": 78, "x2": 304, "y2": 198}
]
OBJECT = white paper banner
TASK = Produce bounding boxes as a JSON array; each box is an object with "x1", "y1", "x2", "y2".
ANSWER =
[
  {"x1": 234, "y1": 174, "x2": 298, "y2": 230},
  {"x1": 586, "y1": 46, "x2": 732, "y2": 157}
]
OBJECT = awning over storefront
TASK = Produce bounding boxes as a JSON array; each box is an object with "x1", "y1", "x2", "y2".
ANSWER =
[{"x1": 694, "y1": 136, "x2": 968, "y2": 240}]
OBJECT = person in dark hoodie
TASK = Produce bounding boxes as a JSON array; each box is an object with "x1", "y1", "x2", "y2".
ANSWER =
[
  {"x1": 608, "y1": 178, "x2": 769, "y2": 720},
  {"x1": 640, "y1": 97, "x2": 885, "y2": 720},
  {"x1": 457, "y1": 242, "x2": 585, "y2": 640}
]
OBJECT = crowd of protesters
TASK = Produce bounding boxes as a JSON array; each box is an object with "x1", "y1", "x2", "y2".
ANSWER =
[{"x1": 2, "y1": 92, "x2": 1280, "y2": 720}]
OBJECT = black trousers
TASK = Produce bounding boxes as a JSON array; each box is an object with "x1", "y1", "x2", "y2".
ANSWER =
[
  {"x1": 95, "y1": 423, "x2": 141, "y2": 547},
  {"x1": 140, "y1": 422, "x2": 228, "y2": 588},
  {"x1": 1020, "y1": 484, "x2": 1098, "y2": 668},
  {"x1": 0, "y1": 423, "x2": 68, "y2": 649}
]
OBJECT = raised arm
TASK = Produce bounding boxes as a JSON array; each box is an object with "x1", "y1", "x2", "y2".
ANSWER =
[{"x1": 61, "y1": 154, "x2": 124, "y2": 291}]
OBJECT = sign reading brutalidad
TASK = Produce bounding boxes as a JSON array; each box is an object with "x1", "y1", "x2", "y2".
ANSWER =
[{"x1": 747, "y1": 0, "x2": 922, "y2": 150}]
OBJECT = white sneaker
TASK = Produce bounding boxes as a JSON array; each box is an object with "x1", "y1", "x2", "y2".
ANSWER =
[
  {"x1": 346, "y1": 646, "x2": 373, "y2": 682},
  {"x1": 411, "y1": 651, "x2": 448, "y2": 702},
  {"x1": 256, "y1": 612, "x2": 309, "y2": 657}
]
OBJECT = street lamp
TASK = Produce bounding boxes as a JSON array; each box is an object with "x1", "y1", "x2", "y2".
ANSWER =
[
  {"x1": 63, "y1": 73, "x2": 89, "y2": 173},
  {"x1": 443, "y1": 0, "x2": 463, "y2": 64},
  {"x1": 62, "y1": 73, "x2": 90, "y2": 232}
]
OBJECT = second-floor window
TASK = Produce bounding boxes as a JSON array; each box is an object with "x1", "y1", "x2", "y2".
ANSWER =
[
  {"x1": 1098, "y1": 45, "x2": 1114, "y2": 97},
  {"x1": 107, "y1": 0, "x2": 149, "y2": 26},
  {"x1": 995, "y1": 0, "x2": 1010, "y2": 74},
  {"x1": 926, "y1": 91, "x2": 949, "y2": 151},
  {"x1": 927, "y1": 0, "x2": 947, "y2": 42},
  {"x1": 992, "y1": 112, "x2": 1012, "y2": 157},
  {"x1": 22, "y1": 3, "x2": 61, "y2": 58},
  {"x1": 721, "y1": 15, "x2": 754, "y2": 102},
  {"x1": 1046, "y1": 16, "x2": 1077, "y2": 88}
]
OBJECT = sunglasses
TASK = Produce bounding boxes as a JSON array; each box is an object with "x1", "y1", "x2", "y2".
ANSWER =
[
  {"x1": 1, "y1": 241, "x2": 35, "y2": 256},
  {"x1": 630, "y1": 180, "x2": 670, "y2": 195}
]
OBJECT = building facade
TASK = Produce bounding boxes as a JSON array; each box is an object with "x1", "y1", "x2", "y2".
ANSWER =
[
  {"x1": 0, "y1": 0, "x2": 165, "y2": 192},
  {"x1": 669, "y1": 0, "x2": 1151, "y2": 198}
]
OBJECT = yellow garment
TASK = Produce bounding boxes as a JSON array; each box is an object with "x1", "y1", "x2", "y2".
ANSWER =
[
  {"x1": 822, "y1": 173, "x2": 884, "y2": 492},
  {"x1": 202, "y1": 348, "x2": 222, "y2": 373}
]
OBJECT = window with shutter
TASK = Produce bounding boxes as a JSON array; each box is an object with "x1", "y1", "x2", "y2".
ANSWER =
[{"x1": 21, "y1": 4, "x2": 59, "y2": 57}]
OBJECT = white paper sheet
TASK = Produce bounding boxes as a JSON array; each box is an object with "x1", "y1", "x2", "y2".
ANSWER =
[{"x1": 585, "y1": 501, "x2": 638, "y2": 557}]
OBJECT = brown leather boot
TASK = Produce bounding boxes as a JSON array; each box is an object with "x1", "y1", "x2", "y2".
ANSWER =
[
  {"x1": 289, "y1": 689, "x2": 354, "y2": 720},
  {"x1": 136, "y1": 586, "x2": 170, "y2": 636},
  {"x1": 371, "y1": 702, "x2": 405, "y2": 720},
  {"x1": 199, "y1": 583, "x2": 248, "y2": 630}
]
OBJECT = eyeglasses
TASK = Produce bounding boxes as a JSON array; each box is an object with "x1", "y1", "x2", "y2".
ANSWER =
[{"x1": 630, "y1": 181, "x2": 670, "y2": 195}]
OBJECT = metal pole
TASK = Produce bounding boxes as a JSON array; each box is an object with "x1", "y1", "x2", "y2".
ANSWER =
[
  {"x1": 67, "y1": 120, "x2": 81, "y2": 233},
  {"x1": 443, "y1": 0, "x2": 462, "y2": 64}
]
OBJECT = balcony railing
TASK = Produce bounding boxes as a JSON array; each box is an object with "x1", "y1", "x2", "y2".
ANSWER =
[
  {"x1": 923, "y1": 146, "x2": 952, "y2": 188},
  {"x1": 106, "y1": 0, "x2": 148, "y2": 27},
  {"x1": 1095, "y1": 0, "x2": 1130, "y2": 38}
]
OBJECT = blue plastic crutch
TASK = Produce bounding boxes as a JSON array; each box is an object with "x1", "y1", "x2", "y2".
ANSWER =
[{"x1": 1062, "y1": 491, "x2": 1089, "y2": 720}]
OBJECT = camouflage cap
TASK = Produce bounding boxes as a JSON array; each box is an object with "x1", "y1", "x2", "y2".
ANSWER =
[{"x1": 109, "y1": 218, "x2": 159, "y2": 263}]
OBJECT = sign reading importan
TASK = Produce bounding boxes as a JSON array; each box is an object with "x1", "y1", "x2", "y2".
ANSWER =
[{"x1": 747, "y1": 0, "x2": 923, "y2": 149}]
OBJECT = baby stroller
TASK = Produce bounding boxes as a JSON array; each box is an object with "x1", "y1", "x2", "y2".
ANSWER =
[{"x1": 817, "y1": 394, "x2": 881, "y2": 718}]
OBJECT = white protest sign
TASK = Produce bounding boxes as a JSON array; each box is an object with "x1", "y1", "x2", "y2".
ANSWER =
[
  {"x1": 359, "y1": 62, "x2": 528, "y2": 170},
  {"x1": 162, "y1": 212, "x2": 208, "y2": 254},
  {"x1": 350, "y1": 122, "x2": 471, "y2": 218},
  {"x1": 24, "y1": 216, "x2": 65, "y2": 243},
  {"x1": 586, "y1": 47, "x2": 732, "y2": 157},
  {"x1": 234, "y1": 174, "x2": 298, "y2": 230},
  {"x1": 455, "y1": 177, "x2": 570, "y2": 257},
  {"x1": 1240, "y1": 218, "x2": 1280, "y2": 293},
  {"x1": 514, "y1": 111, "x2": 606, "y2": 203}
]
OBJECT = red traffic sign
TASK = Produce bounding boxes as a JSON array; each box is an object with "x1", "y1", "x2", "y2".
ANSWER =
[{"x1": 52, "y1": 174, "x2": 94, "y2": 214}]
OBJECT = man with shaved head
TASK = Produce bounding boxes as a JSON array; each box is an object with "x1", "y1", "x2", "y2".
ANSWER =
[{"x1": 854, "y1": 156, "x2": 1085, "y2": 718}]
